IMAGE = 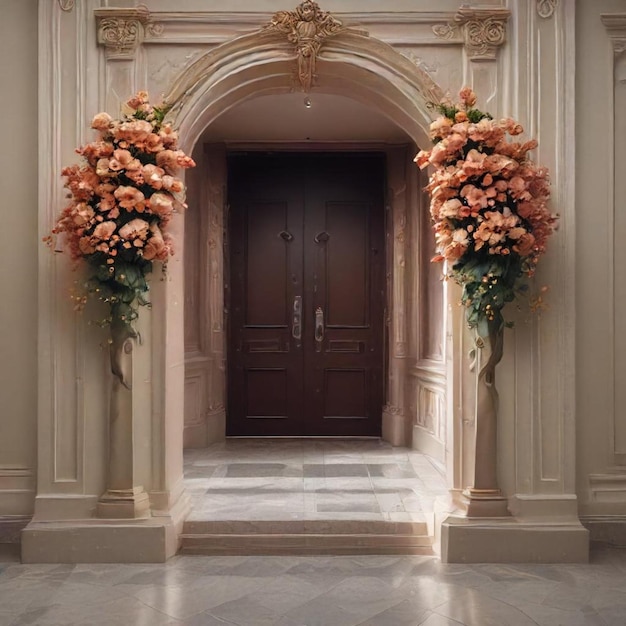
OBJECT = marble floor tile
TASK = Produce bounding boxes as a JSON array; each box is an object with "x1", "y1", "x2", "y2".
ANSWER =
[
  {"x1": 4, "y1": 550, "x2": 626, "y2": 625},
  {"x1": 183, "y1": 439, "x2": 448, "y2": 524}
]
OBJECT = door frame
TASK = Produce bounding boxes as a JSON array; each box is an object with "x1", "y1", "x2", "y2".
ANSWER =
[{"x1": 184, "y1": 141, "x2": 444, "y2": 449}]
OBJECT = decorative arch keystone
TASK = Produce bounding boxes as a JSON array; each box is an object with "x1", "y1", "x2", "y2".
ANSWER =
[{"x1": 264, "y1": 1, "x2": 346, "y2": 92}]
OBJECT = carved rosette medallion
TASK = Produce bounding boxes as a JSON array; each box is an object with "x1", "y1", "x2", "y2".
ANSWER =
[
  {"x1": 537, "y1": 0, "x2": 558, "y2": 19},
  {"x1": 265, "y1": 1, "x2": 345, "y2": 92},
  {"x1": 95, "y1": 7, "x2": 163, "y2": 60},
  {"x1": 433, "y1": 7, "x2": 510, "y2": 61}
]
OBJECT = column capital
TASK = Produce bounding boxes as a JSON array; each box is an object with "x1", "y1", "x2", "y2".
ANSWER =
[
  {"x1": 433, "y1": 6, "x2": 510, "y2": 61},
  {"x1": 95, "y1": 6, "x2": 162, "y2": 60}
]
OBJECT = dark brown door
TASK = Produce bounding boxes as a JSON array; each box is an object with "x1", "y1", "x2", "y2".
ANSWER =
[{"x1": 227, "y1": 153, "x2": 385, "y2": 436}]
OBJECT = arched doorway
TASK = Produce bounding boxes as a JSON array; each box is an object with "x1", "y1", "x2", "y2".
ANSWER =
[{"x1": 156, "y1": 22, "x2": 458, "y2": 528}]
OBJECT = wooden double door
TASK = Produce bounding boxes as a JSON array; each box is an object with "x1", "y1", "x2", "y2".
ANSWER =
[{"x1": 227, "y1": 153, "x2": 385, "y2": 436}]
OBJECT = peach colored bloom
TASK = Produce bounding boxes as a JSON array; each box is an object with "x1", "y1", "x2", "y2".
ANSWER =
[
  {"x1": 143, "y1": 164, "x2": 165, "y2": 189},
  {"x1": 429, "y1": 116, "x2": 453, "y2": 141},
  {"x1": 91, "y1": 112, "x2": 112, "y2": 132},
  {"x1": 79, "y1": 236, "x2": 96, "y2": 255},
  {"x1": 93, "y1": 221, "x2": 117, "y2": 241},
  {"x1": 459, "y1": 87, "x2": 477, "y2": 107},
  {"x1": 158, "y1": 125, "x2": 178, "y2": 148},
  {"x1": 162, "y1": 175, "x2": 184, "y2": 193},
  {"x1": 455, "y1": 111, "x2": 468, "y2": 123},
  {"x1": 460, "y1": 184, "x2": 489, "y2": 211},
  {"x1": 440, "y1": 198, "x2": 463, "y2": 218},
  {"x1": 114, "y1": 185, "x2": 146, "y2": 211},
  {"x1": 72, "y1": 203, "x2": 95, "y2": 226},
  {"x1": 148, "y1": 192, "x2": 174, "y2": 218},
  {"x1": 142, "y1": 224, "x2": 169, "y2": 261},
  {"x1": 514, "y1": 232, "x2": 536, "y2": 256},
  {"x1": 461, "y1": 149, "x2": 487, "y2": 178},
  {"x1": 145, "y1": 133, "x2": 164, "y2": 153},
  {"x1": 96, "y1": 158, "x2": 111, "y2": 177},
  {"x1": 414, "y1": 150, "x2": 430, "y2": 170},
  {"x1": 126, "y1": 91, "x2": 149, "y2": 110},
  {"x1": 119, "y1": 218, "x2": 150, "y2": 241}
]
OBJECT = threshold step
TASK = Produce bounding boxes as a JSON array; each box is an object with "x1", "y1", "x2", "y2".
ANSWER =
[{"x1": 179, "y1": 532, "x2": 434, "y2": 556}]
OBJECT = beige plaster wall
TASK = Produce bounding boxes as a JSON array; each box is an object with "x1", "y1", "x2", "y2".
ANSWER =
[
  {"x1": 576, "y1": 0, "x2": 626, "y2": 518},
  {"x1": 0, "y1": 0, "x2": 39, "y2": 518}
]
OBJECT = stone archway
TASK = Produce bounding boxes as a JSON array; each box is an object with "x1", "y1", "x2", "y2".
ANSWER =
[{"x1": 159, "y1": 18, "x2": 456, "y2": 452}]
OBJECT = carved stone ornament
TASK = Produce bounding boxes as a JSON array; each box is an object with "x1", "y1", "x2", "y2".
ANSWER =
[
  {"x1": 95, "y1": 6, "x2": 163, "y2": 60},
  {"x1": 58, "y1": 0, "x2": 75, "y2": 11},
  {"x1": 265, "y1": 1, "x2": 345, "y2": 92},
  {"x1": 536, "y1": 0, "x2": 558, "y2": 19},
  {"x1": 433, "y1": 6, "x2": 510, "y2": 61}
]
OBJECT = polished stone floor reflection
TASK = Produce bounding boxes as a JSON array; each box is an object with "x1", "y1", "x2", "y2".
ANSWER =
[
  {"x1": 2, "y1": 544, "x2": 626, "y2": 625},
  {"x1": 183, "y1": 439, "x2": 449, "y2": 524}
]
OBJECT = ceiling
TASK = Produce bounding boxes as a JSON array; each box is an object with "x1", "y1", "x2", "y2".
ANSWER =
[{"x1": 200, "y1": 92, "x2": 411, "y2": 144}]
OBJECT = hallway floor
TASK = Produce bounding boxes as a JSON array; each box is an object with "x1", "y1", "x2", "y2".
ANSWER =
[
  {"x1": 2, "y1": 544, "x2": 626, "y2": 625},
  {"x1": 183, "y1": 439, "x2": 449, "y2": 525}
]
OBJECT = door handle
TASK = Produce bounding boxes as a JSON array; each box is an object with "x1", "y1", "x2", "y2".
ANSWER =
[
  {"x1": 315, "y1": 307, "x2": 324, "y2": 351},
  {"x1": 292, "y1": 296, "x2": 302, "y2": 340}
]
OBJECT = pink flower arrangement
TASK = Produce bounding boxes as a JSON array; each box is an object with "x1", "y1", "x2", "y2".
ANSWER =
[
  {"x1": 415, "y1": 88, "x2": 558, "y2": 329},
  {"x1": 45, "y1": 91, "x2": 195, "y2": 332}
]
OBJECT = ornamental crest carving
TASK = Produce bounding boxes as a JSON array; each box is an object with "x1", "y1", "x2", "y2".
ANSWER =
[
  {"x1": 433, "y1": 7, "x2": 510, "y2": 61},
  {"x1": 95, "y1": 7, "x2": 163, "y2": 60},
  {"x1": 265, "y1": 1, "x2": 344, "y2": 92}
]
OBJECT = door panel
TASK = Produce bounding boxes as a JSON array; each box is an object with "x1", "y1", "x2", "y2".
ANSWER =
[{"x1": 227, "y1": 153, "x2": 384, "y2": 437}]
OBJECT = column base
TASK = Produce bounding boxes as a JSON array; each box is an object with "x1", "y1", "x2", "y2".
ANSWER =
[
  {"x1": 463, "y1": 488, "x2": 510, "y2": 517},
  {"x1": 382, "y1": 406, "x2": 406, "y2": 446},
  {"x1": 97, "y1": 486, "x2": 150, "y2": 519},
  {"x1": 22, "y1": 490, "x2": 191, "y2": 563},
  {"x1": 440, "y1": 514, "x2": 589, "y2": 563}
]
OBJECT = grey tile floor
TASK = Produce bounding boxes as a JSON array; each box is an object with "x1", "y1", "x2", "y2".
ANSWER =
[
  {"x1": 183, "y1": 439, "x2": 449, "y2": 524},
  {"x1": 2, "y1": 543, "x2": 626, "y2": 625}
]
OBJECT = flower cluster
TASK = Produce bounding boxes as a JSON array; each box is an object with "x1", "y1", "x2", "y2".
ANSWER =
[
  {"x1": 415, "y1": 87, "x2": 558, "y2": 329},
  {"x1": 46, "y1": 92, "x2": 195, "y2": 332}
]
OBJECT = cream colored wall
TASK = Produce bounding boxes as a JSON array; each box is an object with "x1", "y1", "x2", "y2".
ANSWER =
[
  {"x1": 0, "y1": 0, "x2": 39, "y2": 520},
  {"x1": 576, "y1": 0, "x2": 626, "y2": 520}
]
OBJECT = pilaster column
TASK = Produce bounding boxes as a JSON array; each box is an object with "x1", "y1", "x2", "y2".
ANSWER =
[{"x1": 382, "y1": 148, "x2": 409, "y2": 446}]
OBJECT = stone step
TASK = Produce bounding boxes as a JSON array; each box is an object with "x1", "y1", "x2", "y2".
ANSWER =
[{"x1": 179, "y1": 519, "x2": 433, "y2": 556}]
